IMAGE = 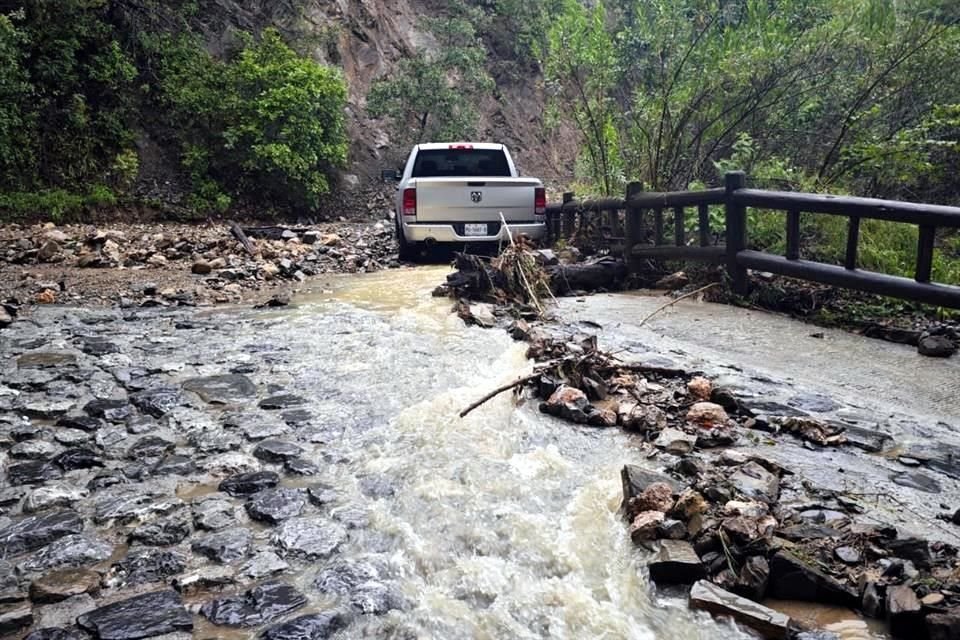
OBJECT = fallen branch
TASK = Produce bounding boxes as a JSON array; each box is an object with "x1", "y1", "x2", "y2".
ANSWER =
[
  {"x1": 228, "y1": 220, "x2": 256, "y2": 256},
  {"x1": 459, "y1": 371, "x2": 542, "y2": 418},
  {"x1": 637, "y1": 283, "x2": 719, "y2": 327}
]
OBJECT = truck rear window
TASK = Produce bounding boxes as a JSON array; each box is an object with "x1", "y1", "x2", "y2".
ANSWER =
[{"x1": 412, "y1": 149, "x2": 511, "y2": 178}]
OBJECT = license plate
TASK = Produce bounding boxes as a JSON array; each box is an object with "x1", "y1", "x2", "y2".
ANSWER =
[{"x1": 463, "y1": 223, "x2": 488, "y2": 237}]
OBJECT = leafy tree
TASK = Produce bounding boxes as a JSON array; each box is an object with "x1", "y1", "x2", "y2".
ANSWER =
[
  {"x1": 367, "y1": 11, "x2": 494, "y2": 145},
  {"x1": 0, "y1": 13, "x2": 34, "y2": 189}
]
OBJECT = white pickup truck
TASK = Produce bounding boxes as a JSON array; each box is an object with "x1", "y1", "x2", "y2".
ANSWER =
[{"x1": 382, "y1": 143, "x2": 547, "y2": 261}]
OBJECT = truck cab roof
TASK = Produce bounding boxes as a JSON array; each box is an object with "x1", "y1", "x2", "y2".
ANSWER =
[{"x1": 415, "y1": 142, "x2": 506, "y2": 151}]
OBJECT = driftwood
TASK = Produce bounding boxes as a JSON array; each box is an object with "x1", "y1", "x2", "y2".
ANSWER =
[
  {"x1": 549, "y1": 256, "x2": 628, "y2": 295},
  {"x1": 459, "y1": 371, "x2": 542, "y2": 418},
  {"x1": 242, "y1": 226, "x2": 311, "y2": 241},
  {"x1": 228, "y1": 220, "x2": 256, "y2": 256}
]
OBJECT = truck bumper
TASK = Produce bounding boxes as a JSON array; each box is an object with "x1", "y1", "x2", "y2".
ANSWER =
[{"x1": 402, "y1": 221, "x2": 547, "y2": 244}]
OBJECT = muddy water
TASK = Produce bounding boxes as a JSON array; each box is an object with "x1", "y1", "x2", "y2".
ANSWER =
[{"x1": 246, "y1": 266, "x2": 753, "y2": 638}]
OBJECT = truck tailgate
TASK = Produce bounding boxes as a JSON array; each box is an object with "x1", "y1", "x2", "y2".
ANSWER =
[{"x1": 412, "y1": 177, "x2": 541, "y2": 222}]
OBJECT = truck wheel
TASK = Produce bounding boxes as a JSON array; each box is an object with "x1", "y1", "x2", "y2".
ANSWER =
[{"x1": 396, "y1": 218, "x2": 419, "y2": 263}]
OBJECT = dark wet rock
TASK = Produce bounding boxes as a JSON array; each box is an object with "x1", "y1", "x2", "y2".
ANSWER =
[
  {"x1": 0, "y1": 603, "x2": 33, "y2": 635},
  {"x1": 171, "y1": 566, "x2": 236, "y2": 596},
  {"x1": 307, "y1": 484, "x2": 338, "y2": 507},
  {"x1": 834, "y1": 546, "x2": 861, "y2": 564},
  {"x1": 192, "y1": 528, "x2": 253, "y2": 563},
  {"x1": 200, "y1": 582, "x2": 307, "y2": 627},
  {"x1": 20, "y1": 398, "x2": 76, "y2": 420},
  {"x1": 0, "y1": 510, "x2": 83, "y2": 555},
  {"x1": 129, "y1": 387, "x2": 181, "y2": 418},
  {"x1": 182, "y1": 374, "x2": 257, "y2": 404},
  {"x1": 281, "y1": 409, "x2": 313, "y2": 426},
  {"x1": 919, "y1": 335, "x2": 957, "y2": 358},
  {"x1": 29, "y1": 568, "x2": 100, "y2": 603},
  {"x1": 108, "y1": 549, "x2": 187, "y2": 587},
  {"x1": 260, "y1": 612, "x2": 350, "y2": 640},
  {"x1": 124, "y1": 416, "x2": 156, "y2": 435},
  {"x1": 729, "y1": 462, "x2": 779, "y2": 504},
  {"x1": 55, "y1": 448, "x2": 102, "y2": 470},
  {"x1": 768, "y1": 551, "x2": 858, "y2": 608},
  {"x1": 254, "y1": 439, "x2": 305, "y2": 462},
  {"x1": 653, "y1": 427, "x2": 698, "y2": 454},
  {"x1": 890, "y1": 470, "x2": 941, "y2": 494},
  {"x1": 24, "y1": 485, "x2": 87, "y2": 513},
  {"x1": 83, "y1": 399, "x2": 133, "y2": 422},
  {"x1": 788, "y1": 393, "x2": 841, "y2": 413},
  {"x1": 285, "y1": 458, "x2": 319, "y2": 476},
  {"x1": 56, "y1": 415, "x2": 102, "y2": 432},
  {"x1": 8, "y1": 461, "x2": 63, "y2": 485},
  {"x1": 78, "y1": 339, "x2": 120, "y2": 357},
  {"x1": 151, "y1": 455, "x2": 196, "y2": 476},
  {"x1": 259, "y1": 395, "x2": 307, "y2": 410},
  {"x1": 540, "y1": 385, "x2": 592, "y2": 423},
  {"x1": 126, "y1": 436, "x2": 175, "y2": 461},
  {"x1": 240, "y1": 551, "x2": 289, "y2": 579},
  {"x1": 886, "y1": 538, "x2": 931, "y2": 569},
  {"x1": 240, "y1": 421, "x2": 290, "y2": 441},
  {"x1": 93, "y1": 490, "x2": 181, "y2": 525},
  {"x1": 648, "y1": 540, "x2": 706, "y2": 585},
  {"x1": 76, "y1": 590, "x2": 193, "y2": 639},
  {"x1": 246, "y1": 488, "x2": 307, "y2": 524},
  {"x1": 53, "y1": 428, "x2": 91, "y2": 446},
  {"x1": 887, "y1": 585, "x2": 923, "y2": 637},
  {"x1": 273, "y1": 517, "x2": 345, "y2": 558},
  {"x1": 862, "y1": 580, "x2": 883, "y2": 618},
  {"x1": 130, "y1": 511, "x2": 192, "y2": 546},
  {"x1": 657, "y1": 519, "x2": 687, "y2": 540},
  {"x1": 220, "y1": 471, "x2": 280, "y2": 497},
  {"x1": 734, "y1": 556, "x2": 770, "y2": 602},
  {"x1": 350, "y1": 581, "x2": 405, "y2": 615},
  {"x1": 22, "y1": 534, "x2": 113, "y2": 572},
  {"x1": 24, "y1": 629, "x2": 85, "y2": 640},
  {"x1": 17, "y1": 353, "x2": 77, "y2": 370},
  {"x1": 777, "y1": 524, "x2": 842, "y2": 541},
  {"x1": 88, "y1": 471, "x2": 125, "y2": 491},
  {"x1": 10, "y1": 438, "x2": 59, "y2": 459},
  {"x1": 187, "y1": 427, "x2": 242, "y2": 453},
  {"x1": 690, "y1": 580, "x2": 789, "y2": 640},
  {"x1": 927, "y1": 612, "x2": 960, "y2": 640},
  {"x1": 621, "y1": 465, "x2": 684, "y2": 510},
  {"x1": 330, "y1": 504, "x2": 369, "y2": 530},
  {"x1": 191, "y1": 497, "x2": 236, "y2": 531},
  {"x1": 840, "y1": 424, "x2": 894, "y2": 453}
]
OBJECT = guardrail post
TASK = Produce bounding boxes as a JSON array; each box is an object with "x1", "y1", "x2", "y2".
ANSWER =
[
  {"x1": 724, "y1": 171, "x2": 749, "y2": 295},
  {"x1": 624, "y1": 182, "x2": 643, "y2": 266},
  {"x1": 562, "y1": 192, "x2": 575, "y2": 240}
]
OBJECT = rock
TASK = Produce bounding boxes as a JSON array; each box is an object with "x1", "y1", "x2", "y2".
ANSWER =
[
  {"x1": 721, "y1": 515, "x2": 777, "y2": 545},
  {"x1": 76, "y1": 590, "x2": 193, "y2": 639},
  {"x1": 887, "y1": 585, "x2": 923, "y2": 637},
  {"x1": 24, "y1": 485, "x2": 87, "y2": 513},
  {"x1": 690, "y1": 580, "x2": 789, "y2": 639},
  {"x1": 152, "y1": 455, "x2": 196, "y2": 476},
  {"x1": 254, "y1": 439, "x2": 305, "y2": 462},
  {"x1": 57, "y1": 415, "x2": 101, "y2": 432},
  {"x1": 729, "y1": 461, "x2": 779, "y2": 504},
  {"x1": 24, "y1": 628, "x2": 84, "y2": 640},
  {"x1": 126, "y1": 435, "x2": 175, "y2": 461},
  {"x1": 886, "y1": 537, "x2": 931, "y2": 569},
  {"x1": 261, "y1": 612, "x2": 350, "y2": 640},
  {"x1": 619, "y1": 403, "x2": 668, "y2": 431},
  {"x1": 200, "y1": 582, "x2": 307, "y2": 627},
  {"x1": 631, "y1": 482, "x2": 675, "y2": 514},
  {"x1": 653, "y1": 427, "x2": 698, "y2": 454},
  {"x1": 672, "y1": 489, "x2": 709, "y2": 521},
  {"x1": 240, "y1": 551, "x2": 289, "y2": 579},
  {"x1": 182, "y1": 374, "x2": 257, "y2": 404},
  {"x1": 686, "y1": 402, "x2": 729, "y2": 427},
  {"x1": 273, "y1": 517, "x2": 346, "y2": 558},
  {"x1": 130, "y1": 511, "x2": 193, "y2": 546},
  {"x1": 768, "y1": 551, "x2": 859, "y2": 608},
  {"x1": 861, "y1": 580, "x2": 883, "y2": 618},
  {"x1": 307, "y1": 484, "x2": 338, "y2": 507},
  {"x1": 0, "y1": 603, "x2": 33, "y2": 635},
  {"x1": 191, "y1": 260, "x2": 212, "y2": 275},
  {"x1": 29, "y1": 569, "x2": 100, "y2": 603},
  {"x1": 687, "y1": 377, "x2": 713, "y2": 401},
  {"x1": 22, "y1": 534, "x2": 114, "y2": 572},
  {"x1": 129, "y1": 387, "x2": 180, "y2": 418},
  {"x1": 246, "y1": 488, "x2": 307, "y2": 524},
  {"x1": 0, "y1": 307, "x2": 14, "y2": 328},
  {"x1": 722, "y1": 500, "x2": 768, "y2": 518},
  {"x1": 890, "y1": 470, "x2": 941, "y2": 493},
  {"x1": 108, "y1": 549, "x2": 187, "y2": 587},
  {"x1": 55, "y1": 448, "x2": 102, "y2": 470},
  {"x1": 8, "y1": 461, "x2": 63, "y2": 485},
  {"x1": 655, "y1": 271, "x2": 689, "y2": 290},
  {"x1": 17, "y1": 353, "x2": 76, "y2": 369},
  {"x1": 191, "y1": 528, "x2": 252, "y2": 564},
  {"x1": 541, "y1": 386, "x2": 592, "y2": 424},
  {"x1": 219, "y1": 471, "x2": 280, "y2": 497},
  {"x1": 621, "y1": 466, "x2": 684, "y2": 508},
  {"x1": 927, "y1": 612, "x2": 960, "y2": 640},
  {"x1": 922, "y1": 593, "x2": 945, "y2": 607},
  {"x1": 350, "y1": 581, "x2": 405, "y2": 614},
  {"x1": 191, "y1": 497, "x2": 237, "y2": 531},
  {"x1": 834, "y1": 546, "x2": 861, "y2": 565},
  {"x1": 171, "y1": 567, "x2": 235, "y2": 596},
  {"x1": 918, "y1": 335, "x2": 957, "y2": 358},
  {"x1": 83, "y1": 399, "x2": 132, "y2": 423},
  {"x1": 284, "y1": 457, "x2": 319, "y2": 475},
  {"x1": 0, "y1": 510, "x2": 83, "y2": 556},
  {"x1": 78, "y1": 339, "x2": 119, "y2": 357},
  {"x1": 648, "y1": 540, "x2": 706, "y2": 585},
  {"x1": 629, "y1": 511, "x2": 665, "y2": 544},
  {"x1": 735, "y1": 556, "x2": 770, "y2": 602},
  {"x1": 259, "y1": 395, "x2": 307, "y2": 410}
]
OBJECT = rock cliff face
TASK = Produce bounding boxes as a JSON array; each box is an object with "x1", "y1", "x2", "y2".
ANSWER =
[{"x1": 190, "y1": 0, "x2": 576, "y2": 187}]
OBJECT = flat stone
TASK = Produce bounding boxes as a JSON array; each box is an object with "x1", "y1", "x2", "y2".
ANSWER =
[
  {"x1": 78, "y1": 339, "x2": 120, "y2": 357},
  {"x1": 246, "y1": 488, "x2": 307, "y2": 524},
  {"x1": 55, "y1": 448, "x2": 102, "y2": 470},
  {"x1": 777, "y1": 524, "x2": 842, "y2": 541},
  {"x1": 834, "y1": 546, "x2": 861, "y2": 565},
  {"x1": 200, "y1": 582, "x2": 306, "y2": 627},
  {"x1": 219, "y1": 471, "x2": 280, "y2": 497},
  {"x1": 8, "y1": 461, "x2": 63, "y2": 485},
  {"x1": 648, "y1": 540, "x2": 706, "y2": 585},
  {"x1": 30, "y1": 568, "x2": 100, "y2": 603},
  {"x1": 126, "y1": 436, "x2": 175, "y2": 461},
  {"x1": 151, "y1": 455, "x2": 196, "y2": 476},
  {"x1": 93, "y1": 490, "x2": 181, "y2": 525},
  {"x1": 108, "y1": 549, "x2": 187, "y2": 587},
  {"x1": 21, "y1": 534, "x2": 114, "y2": 572},
  {"x1": 83, "y1": 399, "x2": 133, "y2": 422},
  {"x1": 890, "y1": 471, "x2": 941, "y2": 494},
  {"x1": 10, "y1": 439, "x2": 59, "y2": 460},
  {"x1": 129, "y1": 387, "x2": 181, "y2": 418},
  {"x1": 18, "y1": 353, "x2": 77, "y2": 370},
  {"x1": 653, "y1": 427, "x2": 698, "y2": 454},
  {"x1": 240, "y1": 421, "x2": 290, "y2": 441},
  {"x1": 191, "y1": 498, "x2": 236, "y2": 531},
  {"x1": 887, "y1": 585, "x2": 923, "y2": 637},
  {"x1": 0, "y1": 603, "x2": 33, "y2": 635},
  {"x1": 886, "y1": 538, "x2": 931, "y2": 569},
  {"x1": 927, "y1": 612, "x2": 960, "y2": 640},
  {"x1": 192, "y1": 528, "x2": 252, "y2": 563},
  {"x1": 284, "y1": 458, "x2": 319, "y2": 475},
  {"x1": 76, "y1": 590, "x2": 193, "y2": 639},
  {"x1": 20, "y1": 399, "x2": 76, "y2": 420},
  {"x1": 621, "y1": 465, "x2": 684, "y2": 506},
  {"x1": 307, "y1": 484, "x2": 338, "y2": 507},
  {"x1": 629, "y1": 511, "x2": 664, "y2": 544},
  {"x1": 273, "y1": 517, "x2": 345, "y2": 558},
  {"x1": 768, "y1": 551, "x2": 859, "y2": 608},
  {"x1": 53, "y1": 428, "x2": 91, "y2": 446},
  {"x1": 349, "y1": 581, "x2": 405, "y2": 614},
  {"x1": 182, "y1": 375, "x2": 257, "y2": 404},
  {"x1": 240, "y1": 551, "x2": 289, "y2": 579},
  {"x1": 730, "y1": 462, "x2": 780, "y2": 504},
  {"x1": 24, "y1": 485, "x2": 88, "y2": 514},
  {"x1": 253, "y1": 440, "x2": 305, "y2": 462},
  {"x1": 259, "y1": 395, "x2": 307, "y2": 410},
  {"x1": 0, "y1": 510, "x2": 83, "y2": 556},
  {"x1": 261, "y1": 612, "x2": 350, "y2": 640},
  {"x1": 690, "y1": 580, "x2": 789, "y2": 639},
  {"x1": 56, "y1": 416, "x2": 102, "y2": 432},
  {"x1": 130, "y1": 511, "x2": 193, "y2": 546},
  {"x1": 922, "y1": 593, "x2": 945, "y2": 607}
]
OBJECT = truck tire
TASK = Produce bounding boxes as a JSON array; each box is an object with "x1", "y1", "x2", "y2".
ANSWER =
[{"x1": 396, "y1": 217, "x2": 419, "y2": 263}]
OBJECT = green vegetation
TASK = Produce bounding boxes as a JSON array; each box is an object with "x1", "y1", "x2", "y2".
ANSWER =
[{"x1": 0, "y1": 1, "x2": 346, "y2": 219}]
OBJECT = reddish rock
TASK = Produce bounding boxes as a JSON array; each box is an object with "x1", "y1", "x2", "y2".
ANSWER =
[
  {"x1": 630, "y1": 511, "x2": 665, "y2": 544},
  {"x1": 672, "y1": 489, "x2": 709, "y2": 521},
  {"x1": 687, "y1": 377, "x2": 713, "y2": 401},
  {"x1": 687, "y1": 402, "x2": 729, "y2": 428},
  {"x1": 635, "y1": 482, "x2": 675, "y2": 513}
]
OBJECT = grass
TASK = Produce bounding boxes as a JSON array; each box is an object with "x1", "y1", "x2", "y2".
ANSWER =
[{"x1": 0, "y1": 186, "x2": 117, "y2": 223}]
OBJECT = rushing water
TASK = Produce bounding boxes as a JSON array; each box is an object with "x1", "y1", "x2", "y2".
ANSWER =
[{"x1": 213, "y1": 266, "x2": 759, "y2": 639}]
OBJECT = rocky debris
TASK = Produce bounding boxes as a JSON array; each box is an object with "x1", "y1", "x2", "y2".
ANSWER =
[
  {"x1": 191, "y1": 497, "x2": 237, "y2": 531},
  {"x1": 129, "y1": 511, "x2": 193, "y2": 546},
  {"x1": 254, "y1": 439, "x2": 305, "y2": 462},
  {"x1": 192, "y1": 528, "x2": 253, "y2": 564},
  {"x1": 273, "y1": 517, "x2": 346, "y2": 558},
  {"x1": 0, "y1": 603, "x2": 34, "y2": 635},
  {"x1": 240, "y1": 551, "x2": 290, "y2": 580},
  {"x1": 199, "y1": 582, "x2": 307, "y2": 627},
  {"x1": 690, "y1": 580, "x2": 790, "y2": 639},
  {"x1": 0, "y1": 510, "x2": 84, "y2": 555},
  {"x1": 260, "y1": 612, "x2": 350, "y2": 640},
  {"x1": 887, "y1": 584, "x2": 923, "y2": 637},
  {"x1": 629, "y1": 511, "x2": 665, "y2": 544},
  {"x1": 22, "y1": 534, "x2": 114, "y2": 572},
  {"x1": 648, "y1": 540, "x2": 706, "y2": 585},
  {"x1": 917, "y1": 332, "x2": 957, "y2": 358},
  {"x1": 219, "y1": 470, "x2": 280, "y2": 497},
  {"x1": 182, "y1": 374, "x2": 257, "y2": 404},
  {"x1": 29, "y1": 569, "x2": 100, "y2": 603},
  {"x1": 768, "y1": 552, "x2": 859, "y2": 608},
  {"x1": 107, "y1": 549, "x2": 187, "y2": 588},
  {"x1": 245, "y1": 488, "x2": 307, "y2": 523},
  {"x1": 76, "y1": 590, "x2": 193, "y2": 639}
]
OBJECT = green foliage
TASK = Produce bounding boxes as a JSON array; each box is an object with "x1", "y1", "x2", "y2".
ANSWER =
[
  {"x1": 368, "y1": 10, "x2": 494, "y2": 145},
  {"x1": 0, "y1": 185, "x2": 116, "y2": 222}
]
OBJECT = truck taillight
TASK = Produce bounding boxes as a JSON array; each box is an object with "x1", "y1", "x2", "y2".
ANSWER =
[
  {"x1": 402, "y1": 188, "x2": 416, "y2": 217},
  {"x1": 534, "y1": 187, "x2": 547, "y2": 216},
  {"x1": 449, "y1": 144, "x2": 474, "y2": 150}
]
